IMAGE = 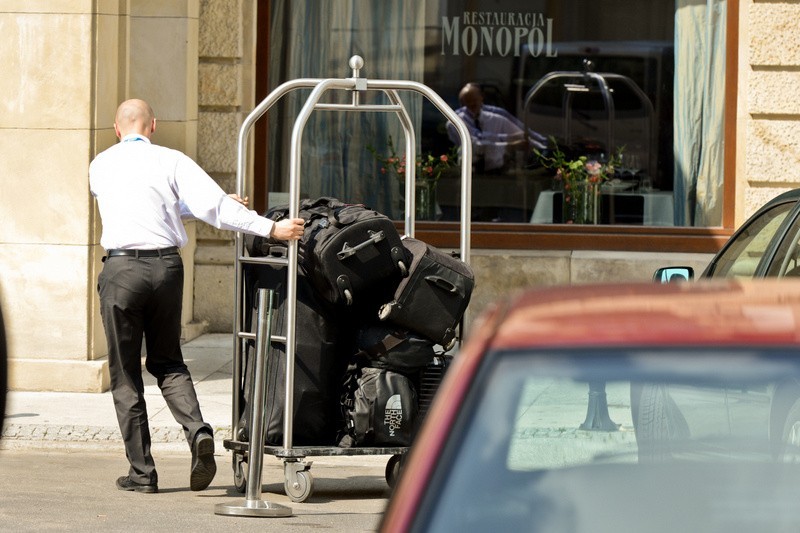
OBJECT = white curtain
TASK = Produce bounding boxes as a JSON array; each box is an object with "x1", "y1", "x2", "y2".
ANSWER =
[
  {"x1": 673, "y1": 0, "x2": 726, "y2": 226},
  {"x1": 267, "y1": 0, "x2": 425, "y2": 215}
]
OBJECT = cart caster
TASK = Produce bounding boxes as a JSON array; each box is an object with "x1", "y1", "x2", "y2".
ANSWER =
[
  {"x1": 385, "y1": 453, "x2": 405, "y2": 488},
  {"x1": 232, "y1": 452, "x2": 247, "y2": 493},
  {"x1": 284, "y1": 460, "x2": 313, "y2": 502}
]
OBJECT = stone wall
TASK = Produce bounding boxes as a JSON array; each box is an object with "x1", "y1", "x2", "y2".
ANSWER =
[
  {"x1": 193, "y1": 0, "x2": 257, "y2": 331},
  {"x1": 0, "y1": 1, "x2": 203, "y2": 391},
  {"x1": 0, "y1": 2, "x2": 115, "y2": 391},
  {"x1": 741, "y1": 1, "x2": 800, "y2": 223}
]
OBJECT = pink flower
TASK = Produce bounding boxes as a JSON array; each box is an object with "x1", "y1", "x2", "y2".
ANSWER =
[{"x1": 585, "y1": 160, "x2": 602, "y2": 176}]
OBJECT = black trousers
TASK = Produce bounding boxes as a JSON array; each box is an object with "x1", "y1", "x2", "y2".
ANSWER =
[{"x1": 97, "y1": 252, "x2": 211, "y2": 484}]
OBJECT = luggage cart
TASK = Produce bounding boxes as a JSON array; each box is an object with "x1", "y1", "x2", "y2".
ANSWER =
[
  {"x1": 522, "y1": 59, "x2": 657, "y2": 177},
  {"x1": 222, "y1": 55, "x2": 473, "y2": 502}
]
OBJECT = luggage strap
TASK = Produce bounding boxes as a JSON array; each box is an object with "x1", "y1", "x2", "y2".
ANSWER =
[{"x1": 360, "y1": 332, "x2": 408, "y2": 358}]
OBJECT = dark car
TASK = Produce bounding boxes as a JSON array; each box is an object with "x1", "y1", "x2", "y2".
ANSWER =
[
  {"x1": 381, "y1": 279, "x2": 800, "y2": 533},
  {"x1": 655, "y1": 188, "x2": 800, "y2": 281}
]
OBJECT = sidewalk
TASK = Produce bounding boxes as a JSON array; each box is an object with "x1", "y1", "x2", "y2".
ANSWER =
[
  {"x1": 1, "y1": 334, "x2": 393, "y2": 531},
  {"x1": 2, "y1": 334, "x2": 236, "y2": 450}
]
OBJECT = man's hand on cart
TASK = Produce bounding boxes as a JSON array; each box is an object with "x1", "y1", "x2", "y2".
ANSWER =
[
  {"x1": 227, "y1": 193, "x2": 250, "y2": 207},
  {"x1": 271, "y1": 218, "x2": 305, "y2": 241}
]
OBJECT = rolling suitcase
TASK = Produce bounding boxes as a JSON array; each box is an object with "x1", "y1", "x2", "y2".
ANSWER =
[
  {"x1": 301, "y1": 198, "x2": 409, "y2": 309},
  {"x1": 248, "y1": 197, "x2": 410, "y2": 311},
  {"x1": 378, "y1": 237, "x2": 475, "y2": 349},
  {"x1": 240, "y1": 247, "x2": 353, "y2": 446}
]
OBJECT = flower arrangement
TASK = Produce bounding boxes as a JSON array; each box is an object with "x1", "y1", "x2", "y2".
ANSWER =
[
  {"x1": 368, "y1": 135, "x2": 458, "y2": 185},
  {"x1": 368, "y1": 135, "x2": 460, "y2": 220},
  {"x1": 534, "y1": 139, "x2": 623, "y2": 224},
  {"x1": 534, "y1": 140, "x2": 622, "y2": 189}
]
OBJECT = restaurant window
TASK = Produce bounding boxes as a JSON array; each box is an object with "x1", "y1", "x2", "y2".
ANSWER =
[{"x1": 259, "y1": 0, "x2": 729, "y2": 237}]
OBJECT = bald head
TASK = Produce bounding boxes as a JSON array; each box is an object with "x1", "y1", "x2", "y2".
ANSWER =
[
  {"x1": 114, "y1": 99, "x2": 156, "y2": 139},
  {"x1": 459, "y1": 83, "x2": 484, "y2": 116}
]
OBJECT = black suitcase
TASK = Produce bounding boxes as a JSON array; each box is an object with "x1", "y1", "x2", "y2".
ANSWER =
[
  {"x1": 247, "y1": 198, "x2": 409, "y2": 311},
  {"x1": 239, "y1": 249, "x2": 353, "y2": 446},
  {"x1": 378, "y1": 237, "x2": 475, "y2": 349},
  {"x1": 302, "y1": 198, "x2": 409, "y2": 309}
]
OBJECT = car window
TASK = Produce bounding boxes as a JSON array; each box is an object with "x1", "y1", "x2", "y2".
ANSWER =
[
  {"x1": 419, "y1": 349, "x2": 800, "y2": 533},
  {"x1": 766, "y1": 213, "x2": 800, "y2": 277},
  {"x1": 708, "y1": 202, "x2": 794, "y2": 278}
]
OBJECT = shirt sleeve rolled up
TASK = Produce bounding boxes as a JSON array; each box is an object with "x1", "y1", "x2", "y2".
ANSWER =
[{"x1": 174, "y1": 154, "x2": 274, "y2": 236}]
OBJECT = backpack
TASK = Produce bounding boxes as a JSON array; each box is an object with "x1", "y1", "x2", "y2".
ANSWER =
[{"x1": 338, "y1": 365, "x2": 419, "y2": 447}]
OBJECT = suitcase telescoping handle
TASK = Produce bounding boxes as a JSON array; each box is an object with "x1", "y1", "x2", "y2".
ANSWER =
[
  {"x1": 425, "y1": 275, "x2": 458, "y2": 294},
  {"x1": 336, "y1": 230, "x2": 385, "y2": 260}
]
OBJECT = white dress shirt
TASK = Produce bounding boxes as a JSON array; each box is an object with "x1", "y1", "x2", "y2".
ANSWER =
[
  {"x1": 90, "y1": 134, "x2": 274, "y2": 249},
  {"x1": 448, "y1": 107, "x2": 525, "y2": 171}
]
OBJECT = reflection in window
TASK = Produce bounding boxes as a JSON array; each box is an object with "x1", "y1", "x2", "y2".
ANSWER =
[
  {"x1": 265, "y1": 1, "x2": 727, "y2": 228},
  {"x1": 425, "y1": 1, "x2": 726, "y2": 226},
  {"x1": 422, "y1": 350, "x2": 800, "y2": 532}
]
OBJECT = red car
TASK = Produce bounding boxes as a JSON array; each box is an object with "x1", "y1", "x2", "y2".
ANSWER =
[{"x1": 381, "y1": 279, "x2": 800, "y2": 533}]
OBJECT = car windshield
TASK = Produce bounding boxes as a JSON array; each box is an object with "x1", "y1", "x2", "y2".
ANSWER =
[
  {"x1": 420, "y1": 348, "x2": 800, "y2": 533},
  {"x1": 708, "y1": 201, "x2": 794, "y2": 278}
]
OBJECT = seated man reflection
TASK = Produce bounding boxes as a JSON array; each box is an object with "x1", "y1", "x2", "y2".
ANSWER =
[{"x1": 447, "y1": 83, "x2": 545, "y2": 174}]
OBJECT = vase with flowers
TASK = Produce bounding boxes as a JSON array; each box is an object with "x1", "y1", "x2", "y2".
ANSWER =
[
  {"x1": 534, "y1": 139, "x2": 623, "y2": 224},
  {"x1": 368, "y1": 135, "x2": 459, "y2": 220}
]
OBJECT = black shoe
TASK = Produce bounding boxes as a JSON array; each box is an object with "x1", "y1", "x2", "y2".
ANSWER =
[
  {"x1": 116, "y1": 475, "x2": 158, "y2": 494},
  {"x1": 190, "y1": 431, "x2": 217, "y2": 491}
]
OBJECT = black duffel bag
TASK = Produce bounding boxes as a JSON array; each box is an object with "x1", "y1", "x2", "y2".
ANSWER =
[
  {"x1": 354, "y1": 324, "x2": 436, "y2": 374},
  {"x1": 378, "y1": 237, "x2": 475, "y2": 349}
]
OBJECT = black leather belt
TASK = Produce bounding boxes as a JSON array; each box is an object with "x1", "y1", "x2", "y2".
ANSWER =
[{"x1": 106, "y1": 247, "x2": 179, "y2": 258}]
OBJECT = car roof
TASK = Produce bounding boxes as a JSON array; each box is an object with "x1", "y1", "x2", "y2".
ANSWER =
[
  {"x1": 764, "y1": 187, "x2": 800, "y2": 207},
  {"x1": 477, "y1": 279, "x2": 800, "y2": 350}
]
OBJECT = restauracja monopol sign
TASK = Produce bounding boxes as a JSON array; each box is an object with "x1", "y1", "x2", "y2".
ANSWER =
[{"x1": 441, "y1": 11, "x2": 557, "y2": 57}]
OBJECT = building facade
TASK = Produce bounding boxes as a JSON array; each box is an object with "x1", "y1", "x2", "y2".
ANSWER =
[{"x1": 0, "y1": 0, "x2": 796, "y2": 392}]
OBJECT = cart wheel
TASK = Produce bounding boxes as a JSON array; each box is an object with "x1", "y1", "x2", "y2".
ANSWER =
[
  {"x1": 284, "y1": 461, "x2": 314, "y2": 502},
  {"x1": 385, "y1": 454, "x2": 404, "y2": 488},
  {"x1": 232, "y1": 452, "x2": 247, "y2": 493},
  {"x1": 398, "y1": 260, "x2": 408, "y2": 277}
]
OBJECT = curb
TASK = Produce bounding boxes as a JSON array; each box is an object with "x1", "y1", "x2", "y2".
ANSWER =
[{"x1": 0, "y1": 424, "x2": 233, "y2": 451}]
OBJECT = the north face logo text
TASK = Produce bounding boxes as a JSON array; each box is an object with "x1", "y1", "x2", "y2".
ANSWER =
[{"x1": 384, "y1": 394, "x2": 403, "y2": 436}]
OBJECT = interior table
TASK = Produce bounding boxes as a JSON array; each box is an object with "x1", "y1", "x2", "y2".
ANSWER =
[
  {"x1": 530, "y1": 189, "x2": 675, "y2": 226},
  {"x1": 436, "y1": 168, "x2": 552, "y2": 222}
]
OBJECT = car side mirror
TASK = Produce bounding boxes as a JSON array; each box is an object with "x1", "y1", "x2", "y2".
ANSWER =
[{"x1": 653, "y1": 266, "x2": 694, "y2": 283}]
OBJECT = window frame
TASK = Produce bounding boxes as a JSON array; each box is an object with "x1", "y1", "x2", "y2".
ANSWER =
[{"x1": 253, "y1": 1, "x2": 738, "y2": 254}]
